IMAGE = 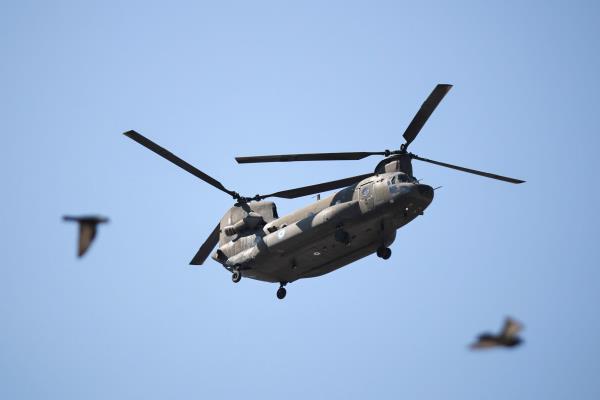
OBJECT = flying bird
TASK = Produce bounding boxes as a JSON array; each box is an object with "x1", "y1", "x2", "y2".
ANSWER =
[
  {"x1": 470, "y1": 317, "x2": 524, "y2": 350},
  {"x1": 63, "y1": 215, "x2": 109, "y2": 257}
]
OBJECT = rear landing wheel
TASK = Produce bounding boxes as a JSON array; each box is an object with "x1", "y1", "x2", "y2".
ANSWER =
[
  {"x1": 276, "y1": 287, "x2": 287, "y2": 300},
  {"x1": 232, "y1": 269, "x2": 242, "y2": 283}
]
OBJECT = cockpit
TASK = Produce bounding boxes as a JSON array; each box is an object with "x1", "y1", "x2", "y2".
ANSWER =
[{"x1": 388, "y1": 172, "x2": 414, "y2": 185}]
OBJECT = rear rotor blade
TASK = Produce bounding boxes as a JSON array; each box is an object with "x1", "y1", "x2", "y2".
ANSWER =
[
  {"x1": 236, "y1": 151, "x2": 387, "y2": 164},
  {"x1": 190, "y1": 223, "x2": 220, "y2": 265},
  {"x1": 124, "y1": 130, "x2": 238, "y2": 198},
  {"x1": 259, "y1": 172, "x2": 373, "y2": 199},
  {"x1": 402, "y1": 84, "x2": 453, "y2": 149},
  {"x1": 411, "y1": 154, "x2": 525, "y2": 184}
]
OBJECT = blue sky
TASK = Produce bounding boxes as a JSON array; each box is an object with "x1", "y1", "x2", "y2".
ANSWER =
[{"x1": 1, "y1": 1, "x2": 599, "y2": 398}]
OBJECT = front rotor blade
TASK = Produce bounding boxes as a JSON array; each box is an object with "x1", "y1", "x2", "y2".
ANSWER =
[
  {"x1": 124, "y1": 130, "x2": 237, "y2": 198},
  {"x1": 412, "y1": 154, "x2": 525, "y2": 184},
  {"x1": 259, "y1": 172, "x2": 373, "y2": 199},
  {"x1": 402, "y1": 84, "x2": 453, "y2": 148},
  {"x1": 190, "y1": 223, "x2": 220, "y2": 265},
  {"x1": 236, "y1": 152, "x2": 386, "y2": 164}
]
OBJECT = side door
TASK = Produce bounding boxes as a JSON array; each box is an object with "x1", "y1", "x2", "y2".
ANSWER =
[{"x1": 358, "y1": 181, "x2": 374, "y2": 212}]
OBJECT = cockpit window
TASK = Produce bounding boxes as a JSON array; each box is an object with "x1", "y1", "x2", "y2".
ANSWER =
[
  {"x1": 389, "y1": 176, "x2": 396, "y2": 185},
  {"x1": 396, "y1": 174, "x2": 409, "y2": 183}
]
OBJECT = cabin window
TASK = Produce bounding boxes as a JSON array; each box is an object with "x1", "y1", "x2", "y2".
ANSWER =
[{"x1": 360, "y1": 185, "x2": 370, "y2": 197}]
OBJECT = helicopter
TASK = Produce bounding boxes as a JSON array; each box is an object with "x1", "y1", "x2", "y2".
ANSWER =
[{"x1": 124, "y1": 83, "x2": 524, "y2": 300}]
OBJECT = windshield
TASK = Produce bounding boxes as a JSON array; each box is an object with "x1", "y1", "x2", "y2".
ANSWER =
[{"x1": 397, "y1": 173, "x2": 410, "y2": 183}]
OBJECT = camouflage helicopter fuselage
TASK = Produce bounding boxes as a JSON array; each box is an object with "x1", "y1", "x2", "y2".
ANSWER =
[
  {"x1": 214, "y1": 171, "x2": 433, "y2": 284},
  {"x1": 124, "y1": 84, "x2": 523, "y2": 299}
]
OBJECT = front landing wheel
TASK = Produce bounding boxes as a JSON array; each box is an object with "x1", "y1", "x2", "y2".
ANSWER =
[
  {"x1": 232, "y1": 269, "x2": 242, "y2": 283},
  {"x1": 377, "y1": 247, "x2": 392, "y2": 260}
]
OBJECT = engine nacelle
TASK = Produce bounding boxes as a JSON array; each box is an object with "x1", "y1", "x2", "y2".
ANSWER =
[{"x1": 222, "y1": 212, "x2": 264, "y2": 236}]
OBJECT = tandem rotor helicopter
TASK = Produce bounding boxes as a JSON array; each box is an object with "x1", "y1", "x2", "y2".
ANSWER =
[{"x1": 124, "y1": 84, "x2": 524, "y2": 299}]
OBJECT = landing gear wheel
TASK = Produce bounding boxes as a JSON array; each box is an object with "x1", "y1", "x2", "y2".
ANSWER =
[
  {"x1": 276, "y1": 287, "x2": 287, "y2": 300},
  {"x1": 232, "y1": 269, "x2": 242, "y2": 283},
  {"x1": 377, "y1": 247, "x2": 392, "y2": 260},
  {"x1": 382, "y1": 248, "x2": 392, "y2": 260}
]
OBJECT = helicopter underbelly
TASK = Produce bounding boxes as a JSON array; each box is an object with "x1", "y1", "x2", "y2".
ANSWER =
[
  {"x1": 289, "y1": 221, "x2": 397, "y2": 281},
  {"x1": 236, "y1": 188, "x2": 431, "y2": 283},
  {"x1": 241, "y1": 210, "x2": 407, "y2": 283}
]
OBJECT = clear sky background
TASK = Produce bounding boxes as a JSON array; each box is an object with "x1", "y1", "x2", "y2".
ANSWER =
[{"x1": 1, "y1": 1, "x2": 599, "y2": 399}]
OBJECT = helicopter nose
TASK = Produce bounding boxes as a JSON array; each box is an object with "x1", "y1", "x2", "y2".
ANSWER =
[{"x1": 416, "y1": 184, "x2": 434, "y2": 202}]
